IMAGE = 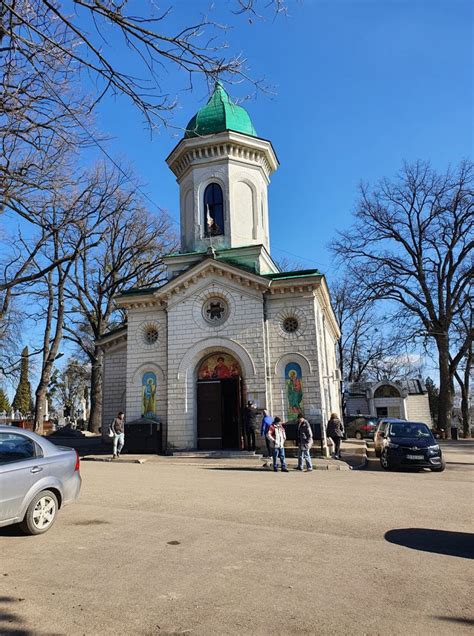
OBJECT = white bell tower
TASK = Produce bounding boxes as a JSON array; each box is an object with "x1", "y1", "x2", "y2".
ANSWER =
[{"x1": 166, "y1": 84, "x2": 279, "y2": 256}]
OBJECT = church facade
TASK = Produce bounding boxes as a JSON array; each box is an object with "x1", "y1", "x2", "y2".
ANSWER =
[{"x1": 99, "y1": 84, "x2": 341, "y2": 453}]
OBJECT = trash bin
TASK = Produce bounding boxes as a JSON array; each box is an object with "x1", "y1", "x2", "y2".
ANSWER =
[
  {"x1": 311, "y1": 422, "x2": 322, "y2": 440},
  {"x1": 124, "y1": 418, "x2": 161, "y2": 454},
  {"x1": 450, "y1": 426, "x2": 458, "y2": 441}
]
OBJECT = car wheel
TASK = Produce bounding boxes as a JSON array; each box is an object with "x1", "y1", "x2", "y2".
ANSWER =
[
  {"x1": 20, "y1": 490, "x2": 59, "y2": 535},
  {"x1": 380, "y1": 452, "x2": 392, "y2": 471},
  {"x1": 355, "y1": 431, "x2": 363, "y2": 440},
  {"x1": 430, "y1": 460, "x2": 446, "y2": 473}
]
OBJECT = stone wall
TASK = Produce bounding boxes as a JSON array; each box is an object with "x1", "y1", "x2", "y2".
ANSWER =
[
  {"x1": 102, "y1": 344, "x2": 127, "y2": 437},
  {"x1": 125, "y1": 308, "x2": 168, "y2": 437},
  {"x1": 406, "y1": 394, "x2": 432, "y2": 427},
  {"x1": 266, "y1": 293, "x2": 322, "y2": 426},
  {"x1": 165, "y1": 274, "x2": 267, "y2": 450}
]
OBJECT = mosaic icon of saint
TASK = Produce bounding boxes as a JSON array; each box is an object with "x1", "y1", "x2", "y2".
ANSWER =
[
  {"x1": 287, "y1": 369, "x2": 303, "y2": 418},
  {"x1": 142, "y1": 376, "x2": 156, "y2": 416},
  {"x1": 212, "y1": 356, "x2": 231, "y2": 379}
]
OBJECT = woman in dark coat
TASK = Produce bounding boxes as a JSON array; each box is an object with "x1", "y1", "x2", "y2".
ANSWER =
[{"x1": 326, "y1": 413, "x2": 345, "y2": 459}]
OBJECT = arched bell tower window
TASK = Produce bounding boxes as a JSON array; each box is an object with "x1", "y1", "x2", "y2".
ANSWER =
[{"x1": 203, "y1": 183, "x2": 224, "y2": 237}]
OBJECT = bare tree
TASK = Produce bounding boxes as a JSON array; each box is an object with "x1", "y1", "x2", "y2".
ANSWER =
[
  {"x1": 56, "y1": 358, "x2": 90, "y2": 421},
  {"x1": 331, "y1": 277, "x2": 420, "y2": 383},
  {"x1": 64, "y1": 176, "x2": 177, "y2": 432},
  {"x1": 1, "y1": 1, "x2": 284, "y2": 129},
  {"x1": 332, "y1": 161, "x2": 473, "y2": 433},
  {"x1": 8, "y1": 162, "x2": 126, "y2": 430},
  {"x1": 0, "y1": 0, "x2": 287, "y2": 332}
]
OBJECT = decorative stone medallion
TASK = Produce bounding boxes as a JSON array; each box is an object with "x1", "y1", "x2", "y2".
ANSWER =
[
  {"x1": 138, "y1": 321, "x2": 160, "y2": 348},
  {"x1": 276, "y1": 307, "x2": 307, "y2": 339},
  {"x1": 193, "y1": 287, "x2": 234, "y2": 331},
  {"x1": 202, "y1": 297, "x2": 229, "y2": 326}
]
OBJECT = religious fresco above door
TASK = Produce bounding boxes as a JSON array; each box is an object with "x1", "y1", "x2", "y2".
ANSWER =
[
  {"x1": 198, "y1": 353, "x2": 241, "y2": 380},
  {"x1": 285, "y1": 362, "x2": 304, "y2": 420},
  {"x1": 142, "y1": 372, "x2": 157, "y2": 418}
]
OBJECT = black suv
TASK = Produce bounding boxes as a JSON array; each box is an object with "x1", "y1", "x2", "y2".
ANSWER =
[{"x1": 379, "y1": 421, "x2": 445, "y2": 472}]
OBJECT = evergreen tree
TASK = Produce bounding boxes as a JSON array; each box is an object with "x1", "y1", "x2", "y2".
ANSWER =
[
  {"x1": 12, "y1": 347, "x2": 33, "y2": 415},
  {"x1": 0, "y1": 388, "x2": 11, "y2": 412}
]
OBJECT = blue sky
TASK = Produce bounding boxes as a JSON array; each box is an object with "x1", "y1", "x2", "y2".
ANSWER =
[{"x1": 91, "y1": 0, "x2": 473, "y2": 276}]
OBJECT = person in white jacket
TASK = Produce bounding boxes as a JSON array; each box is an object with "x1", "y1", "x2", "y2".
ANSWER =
[{"x1": 266, "y1": 417, "x2": 288, "y2": 472}]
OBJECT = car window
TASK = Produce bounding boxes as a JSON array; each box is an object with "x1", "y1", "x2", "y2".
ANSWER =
[
  {"x1": 389, "y1": 423, "x2": 431, "y2": 438},
  {"x1": 0, "y1": 432, "x2": 36, "y2": 464}
]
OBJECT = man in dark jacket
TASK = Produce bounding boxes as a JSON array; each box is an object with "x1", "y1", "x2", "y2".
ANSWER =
[
  {"x1": 295, "y1": 413, "x2": 313, "y2": 471},
  {"x1": 326, "y1": 412, "x2": 344, "y2": 459},
  {"x1": 111, "y1": 411, "x2": 125, "y2": 459},
  {"x1": 244, "y1": 401, "x2": 258, "y2": 451}
]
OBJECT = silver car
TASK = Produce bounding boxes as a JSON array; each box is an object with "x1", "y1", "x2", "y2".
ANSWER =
[{"x1": 0, "y1": 425, "x2": 81, "y2": 535}]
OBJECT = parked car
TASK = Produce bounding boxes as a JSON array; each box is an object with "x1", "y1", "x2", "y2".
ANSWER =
[
  {"x1": 344, "y1": 415, "x2": 378, "y2": 440},
  {"x1": 0, "y1": 426, "x2": 81, "y2": 535},
  {"x1": 373, "y1": 418, "x2": 405, "y2": 456},
  {"x1": 377, "y1": 420, "x2": 445, "y2": 472}
]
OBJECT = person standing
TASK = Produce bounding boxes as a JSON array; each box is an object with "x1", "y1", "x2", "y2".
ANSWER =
[
  {"x1": 326, "y1": 412, "x2": 344, "y2": 459},
  {"x1": 260, "y1": 409, "x2": 274, "y2": 459},
  {"x1": 111, "y1": 411, "x2": 125, "y2": 459},
  {"x1": 267, "y1": 417, "x2": 288, "y2": 472},
  {"x1": 244, "y1": 400, "x2": 258, "y2": 451},
  {"x1": 295, "y1": 413, "x2": 313, "y2": 471}
]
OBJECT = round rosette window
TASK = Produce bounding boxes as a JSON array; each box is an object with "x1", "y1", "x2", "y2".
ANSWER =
[
  {"x1": 202, "y1": 297, "x2": 229, "y2": 326},
  {"x1": 277, "y1": 308, "x2": 306, "y2": 339},
  {"x1": 142, "y1": 324, "x2": 159, "y2": 346},
  {"x1": 283, "y1": 316, "x2": 299, "y2": 333}
]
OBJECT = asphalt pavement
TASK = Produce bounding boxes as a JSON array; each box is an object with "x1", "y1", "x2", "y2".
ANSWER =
[{"x1": 1, "y1": 440, "x2": 472, "y2": 635}]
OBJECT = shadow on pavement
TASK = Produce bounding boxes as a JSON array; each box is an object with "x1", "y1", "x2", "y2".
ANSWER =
[
  {"x1": 433, "y1": 616, "x2": 474, "y2": 626},
  {"x1": 0, "y1": 525, "x2": 26, "y2": 537},
  {"x1": 385, "y1": 528, "x2": 474, "y2": 559},
  {"x1": 202, "y1": 466, "x2": 268, "y2": 472},
  {"x1": 0, "y1": 596, "x2": 35, "y2": 635}
]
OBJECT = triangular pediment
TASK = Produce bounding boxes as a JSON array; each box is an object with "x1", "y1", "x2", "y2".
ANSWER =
[
  {"x1": 158, "y1": 257, "x2": 270, "y2": 298},
  {"x1": 115, "y1": 257, "x2": 270, "y2": 309}
]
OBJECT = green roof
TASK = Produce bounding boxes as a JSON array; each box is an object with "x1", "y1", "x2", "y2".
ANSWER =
[
  {"x1": 185, "y1": 82, "x2": 257, "y2": 139},
  {"x1": 165, "y1": 245, "x2": 257, "y2": 258},
  {"x1": 118, "y1": 286, "x2": 161, "y2": 296},
  {"x1": 263, "y1": 269, "x2": 322, "y2": 280}
]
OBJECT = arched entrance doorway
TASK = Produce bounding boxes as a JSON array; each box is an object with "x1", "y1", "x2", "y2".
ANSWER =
[{"x1": 196, "y1": 353, "x2": 243, "y2": 450}]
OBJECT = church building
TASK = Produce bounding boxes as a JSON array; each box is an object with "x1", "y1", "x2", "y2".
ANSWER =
[{"x1": 98, "y1": 83, "x2": 341, "y2": 454}]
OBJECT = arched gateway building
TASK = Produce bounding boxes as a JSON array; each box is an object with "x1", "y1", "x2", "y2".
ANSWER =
[{"x1": 98, "y1": 83, "x2": 342, "y2": 453}]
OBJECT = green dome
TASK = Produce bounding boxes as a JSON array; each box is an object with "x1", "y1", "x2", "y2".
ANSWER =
[{"x1": 185, "y1": 82, "x2": 257, "y2": 139}]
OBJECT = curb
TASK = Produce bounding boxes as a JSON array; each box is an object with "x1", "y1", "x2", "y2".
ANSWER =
[
  {"x1": 260, "y1": 462, "x2": 350, "y2": 471},
  {"x1": 348, "y1": 442, "x2": 369, "y2": 470},
  {"x1": 82, "y1": 456, "x2": 148, "y2": 464}
]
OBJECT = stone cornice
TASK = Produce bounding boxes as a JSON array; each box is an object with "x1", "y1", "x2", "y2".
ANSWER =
[
  {"x1": 115, "y1": 257, "x2": 271, "y2": 309},
  {"x1": 96, "y1": 329, "x2": 128, "y2": 351},
  {"x1": 166, "y1": 130, "x2": 278, "y2": 182}
]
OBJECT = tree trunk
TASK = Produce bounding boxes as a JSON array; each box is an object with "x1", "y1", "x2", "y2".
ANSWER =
[
  {"x1": 437, "y1": 335, "x2": 453, "y2": 436},
  {"x1": 88, "y1": 348, "x2": 103, "y2": 433},
  {"x1": 34, "y1": 383, "x2": 48, "y2": 434},
  {"x1": 460, "y1": 386, "x2": 471, "y2": 438}
]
